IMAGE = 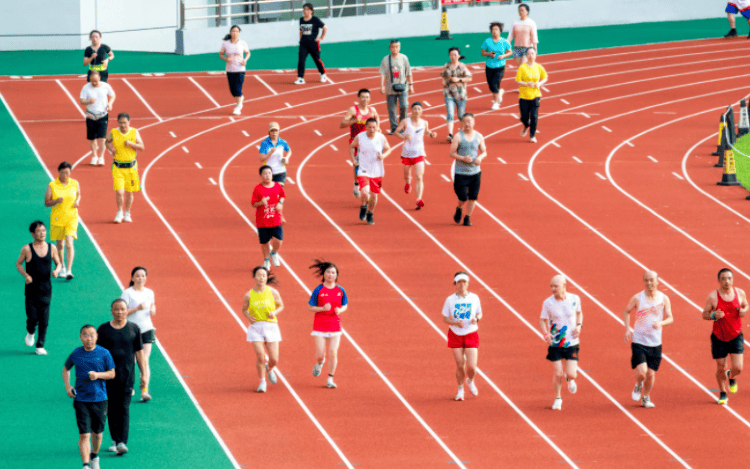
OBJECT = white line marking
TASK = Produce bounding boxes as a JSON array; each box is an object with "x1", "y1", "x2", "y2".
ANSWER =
[
  {"x1": 647, "y1": 155, "x2": 659, "y2": 162},
  {"x1": 572, "y1": 156, "x2": 582, "y2": 163},
  {"x1": 242, "y1": 130, "x2": 249, "y2": 137},
  {"x1": 473, "y1": 87, "x2": 482, "y2": 93},
  {"x1": 349, "y1": 68, "x2": 360, "y2": 71},
  {"x1": 285, "y1": 102, "x2": 291, "y2": 108},
  {"x1": 654, "y1": 111, "x2": 676, "y2": 114},
  {"x1": 254, "y1": 74, "x2": 278, "y2": 95},
  {"x1": 339, "y1": 88, "x2": 346, "y2": 95},
  {"x1": 580, "y1": 112, "x2": 590, "y2": 118},
  {"x1": 471, "y1": 65, "x2": 481, "y2": 70},
  {"x1": 561, "y1": 98, "x2": 570, "y2": 105},
  {"x1": 339, "y1": 68, "x2": 349, "y2": 71},
  {"x1": 274, "y1": 69, "x2": 284, "y2": 73},
  {"x1": 55, "y1": 80, "x2": 85, "y2": 118},
  {"x1": 142, "y1": 73, "x2": 153, "y2": 77},
  {"x1": 169, "y1": 131, "x2": 176, "y2": 138},
  {"x1": 497, "y1": 157, "x2": 506, "y2": 164},
  {"x1": 330, "y1": 144, "x2": 338, "y2": 151},
  {"x1": 286, "y1": 177, "x2": 296, "y2": 184},
  {"x1": 672, "y1": 171, "x2": 684, "y2": 180},
  {"x1": 422, "y1": 100, "x2": 431, "y2": 107},
  {"x1": 518, "y1": 173, "x2": 529, "y2": 181},
  {"x1": 314, "y1": 129, "x2": 322, "y2": 136},
  {"x1": 595, "y1": 172, "x2": 606, "y2": 179},
  {"x1": 441, "y1": 174, "x2": 450, "y2": 182},
  {"x1": 325, "y1": 75, "x2": 335, "y2": 84},
  {"x1": 10, "y1": 76, "x2": 19, "y2": 79},
  {"x1": 542, "y1": 86, "x2": 550, "y2": 92},
  {"x1": 255, "y1": 145, "x2": 260, "y2": 150},
  {"x1": 228, "y1": 117, "x2": 235, "y2": 123},
  {"x1": 601, "y1": 125, "x2": 612, "y2": 132},
  {"x1": 346, "y1": 160, "x2": 353, "y2": 166},
  {"x1": 182, "y1": 146, "x2": 189, "y2": 153},
  {"x1": 424, "y1": 158, "x2": 431, "y2": 165},
  {"x1": 208, "y1": 177, "x2": 217, "y2": 185},
  {"x1": 440, "y1": 114, "x2": 447, "y2": 120},
  {"x1": 625, "y1": 141, "x2": 634, "y2": 147},
  {"x1": 551, "y1": 141, "x2": 561, "y2": 148},
  {"x1": 511, "y1": 113, "x2": 519, "y2": 119},
  {"x1": 195, "y1": 162, "x2": 202, "y2": 169},
  {"x1": 188, "y1": 77, "x2": 220, "y2": 107},
  {"x1": 154, "y1": 73, "x2": 165, "y2": 77},
  {"x1": 300, "y1": 116, "x2": 307, "y2": 121},
  {"x1": 122, "y1": 78, "x2": 163, "y2": 122}
]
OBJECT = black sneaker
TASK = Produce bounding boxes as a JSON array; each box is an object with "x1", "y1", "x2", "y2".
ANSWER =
[
  {"x1": 359, "y1": 205, "x2": 367, "y2": 221},
  {"x1": 366, "y1": 212, "x2": 374, "y2": 225},
  {"x1": 724, "y1": 28, "x2": 738, "y2": 38},
  {"x1": 463, "y1": 215, "x2": 472, "y2": 226},
  {"x1": 453, "y1": 207, "x2": 462, "y2": 224}
]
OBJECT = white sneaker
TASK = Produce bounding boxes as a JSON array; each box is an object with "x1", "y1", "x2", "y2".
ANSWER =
[
  {"x1": 114, "y1": 210, "x2": 124, "y2": 223},
  {"x1": 25, "y1": 333, "x2": 35, "y2": 347},
  {"x1": 293, "y1": 77, "x2": 305, "y2": 85},
  {"x1": 35, "y1": 347, "x2": 47, "y2": 355},
  {"x1": 641, "y1": 396, "x2": 655, "y2": 408},
  {"x1": 90, "y1": 155, "x2": 98, "y2": 165},
  {"x1": 263, "y1": 259, "x2": 271, "y2": 270},
  {"x1": 353, "y1": 184, "x2": 360, "y2": 198},
  {"x1": 551, "y1": 397, "x2": 562, "y2": 410},
  {"x1": 257, "y1": 381, "x2": 267, "y2": 393},
  {"x1": 467, "y1": 379, "x2": 478, "y2": 396},
  {"x1": 106, "y1": 443, "x2": 117, "y2": 453},
  {"x1": 232, "y1": 105, "x2": 241, "y2": 116},
  {"x1": 123, "y1": 212, "x2": 132, "y2": 223},
  {"x1": 631, "y1": 384, "x2": 642, "y2": 401},
  {"x1": 265, "y1": 363, "x2": 277, "y2": 384},
  {"x1": 271, "y1": 251, "x2": 280, "y2": 267},
  {"x1": 454, "y1": 387, "x2": 465, "y2": 401},
  {"x1": 491, "y1": 102, "x2": 500, "y2": 111},
  {"x1": 567, "y1": 379, "x2": 577, "y2": 394},
  {"x1": 59, "y1": 267, "x2": 68, "y2": 278},
  {"x1": 313, "y1": 361, "x2": 324, "y2": 377},
  {"x1": 237, "y1": 102, "x2": 243, "y2": 112},
  {"x1": 90, "y1": 455, "x2": 100, "y2": 469},
  {"x1": 320, "y1": 74, "x2": 328, "y2": 83},
  {"x1": 326, "y1": 377, "x2": 337, "y2": 389},
  {"x1": 97, "y1": 156, "x2": 105, "y2": 165},
  {"x1": 116, "y1": 443, "x2": 128, "y2": 455},
  {"x1": 530, "y1": 136, "x2": 537, "y2": 143},
  {"x1": 520, "y1": 126, "x2": 529, "y2": 137}
]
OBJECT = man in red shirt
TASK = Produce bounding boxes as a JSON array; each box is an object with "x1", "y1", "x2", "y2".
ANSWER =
[
  {"x1": 703, "y1": 268, "x2": 748, "y2": 405},
  {"x1": 251, "y1": 165, "x2": 285, "y2": 270},
  {"x1": 340, "y1": 89, "x2": 380, "y2": 198}
]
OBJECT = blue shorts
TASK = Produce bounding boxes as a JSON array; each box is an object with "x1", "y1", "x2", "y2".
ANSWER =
[
  {"x1": 258, "y1": 226, "x2": 283, "y2": 244},
  {"x1": 513, "y1": 47, "x2": 530, "y2": 59},
  {"x1": 726, "y1": 3, "x2": 750, "y2": 19},
  {"x1": 227, "y1": 72, "x2": 245, "y2": 97}
]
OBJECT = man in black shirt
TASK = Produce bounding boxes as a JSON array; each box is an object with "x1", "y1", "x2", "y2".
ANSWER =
[
  {"x1": 97, "y1": 298, "x2": 146, "y2": 456},
  {"x1": 295, "y1": 3, "x2": 328, "y2": 85}
]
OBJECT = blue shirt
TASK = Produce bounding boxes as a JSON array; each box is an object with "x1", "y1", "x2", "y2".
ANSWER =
[
  {"x1": 481, "y1": 37, "x2": 512, "y2": 68},
  {"x1": 64, "y1": 345, "x2": 115, "y2": 403},
  {"x1": 258, "y1": 136, "x2": 290, "y2": 155}
]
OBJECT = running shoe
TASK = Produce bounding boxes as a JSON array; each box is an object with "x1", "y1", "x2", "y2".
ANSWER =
[
  {"x1": 326, "y1": 377, "x2": 337, "y2": 389},
  {"x1": 293, "y1": 77, "x2": 305, "y2": 85},
  {"x1": 727, "y1": 370, "x2": 738, "y2": 393},
  {"x1": 551, "y1": 397, "x2": 562, "y2": 410},
  {"x1": 446, "y1": 133, "x2": 453, "y2": 143},
  {"x1": 313, "y1": 362, "x2": 323, "y2": 377},
  {"x1": 567, "y1": 379, "x2": 577, "y2": 394},
  {"x1": 520, "y1": 126, "x2": 529, "y2": 137},
  {"x1": 454, "y1": 388, "x2": 465, "y2": 401},
  {"x1": 359, "y1": 205, "x2": 368, "y2": 221},
  {"x1": 66, "y1": 271, "x2": 74, "y2": 280},
  {"x1": 115, "y1": 443, "x2": 128, "y2": 455},
  {"x1": 353, "y1": 183, "x2": 360, "y2": 198},
  {"x1": 114, "y1": 210, "x2": 124, "y2": 223},
  {"x1": 25, "y1": 333, "x2": 35, "y2": 347},
  {"x1": 59, "y1": 267, "x2": 68, "y2": 278},
  {"x1": 106, "y1": 443, "x2": 117, "y2": 453},
  {"x1": 631, "y1": 383, "x2": 642, "y2": 401},
  {"x1": 90, "y1": 155, "x2": 98, "y2": 165},
  {"x1": 467, "y1": 379, "x2": 478, "y2": 396},
  {"x1": 404, "y1": 183, "x2": 411, "y2": 194},
  {"x1": 453, "y1": 207, "x2": 462, "y2": 224},
  {"x1": 97, "y1": 156, "x2": 105, "y2": 165},
  {"x1": 415, "y1": 200, "x2": 425, "y2": 210},
  {"x1": 257, "y1": 381, "x2": 267, "y2": 393},
  {"x1": 141, "y1": 389, "x2": 152, "y2": 402},
  {"x1": 271, "y1": 251, "x2": 280, "y2": 267},
  {"x1": 90, "y1": 455, "x2": 100, "y2": 469},
  {"x1": 530, "y1": 136, "x2": 537, "y2": 143},
  {"x1": 320, "y1": 74, "x2": 328, "y2": 83},
  {"x1": 263, "y1": 259, "x2": 271, "y2": 271},
  {"x1": 491, "y1": 102, "x2": 500, "y2": 111},
  {"x1": 366, "y1": 212, "x2": 374, "y2": 225},
  {"x1": 35, "y1": 347, "x2": 47, "y2": 356},
  {"x1": 232, "y1": 105, "x2": 241, "y2": 116},
  {"x1": 265, "y1": 363, "x2": 278, "y2": 384},
  {"x1": 641, "y1": 396, "x2": 655, "y2": 408},
  {"x1": 718, "y1": 392, "x2": 728, "y2": 405},
  {"x1": 724, "y1": 28, "x2": 738, "y2": 38},
  {"x1": 123, "y1": 212, "x2": 132, "y2": 223},
  {"x1": 463, "y1": 215, "x2": 471, "y2": 226}
]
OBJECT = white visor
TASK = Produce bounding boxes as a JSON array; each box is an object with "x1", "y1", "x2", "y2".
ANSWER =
[{"x1": 454, "y1": 273, "x2": 469, "y2": 283}]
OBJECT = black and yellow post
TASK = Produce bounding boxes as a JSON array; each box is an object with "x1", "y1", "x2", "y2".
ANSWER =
[
  {"x1": 738, "y1": 99, "x2": 749, "y2": 138},
  {"x1": 717, "y1": 149, "x2": 741, "y2": 186},
  {"x1": 436, "y1": 7, "x2": 453, "y2": 40},
  {"x1": 712, "y1": 114, "x2": 725, "y2": 157}
]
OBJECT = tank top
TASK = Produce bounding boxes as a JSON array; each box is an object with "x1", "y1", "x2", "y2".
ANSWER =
[
  {"x1": 632, "y1": 291, "x2": 665, "y2": 347},
  {"x1": 454, "y1": 130, "x2": 482, "y2": 176},
  {"x1": 49, "y1": 178, "x2": 79, "y2": 227},
  {"x1": 714, "y1": 288, "x2": 742, "y2": 341},
  {"x1": 247, "y1": 286, "x2": 278, "y2": 323},
  {"x1": 24, "y1": 242, "x2": 52, "y2": 301},
  {"x1": 112, "y1": 127, "x2": 138, "y2": 163},
  {"x1": 401, "y1": 118, "x2": 426, "y2": 158},
  {"x1": 349, "y1": 105, "x2": 372, "y2": 141}
]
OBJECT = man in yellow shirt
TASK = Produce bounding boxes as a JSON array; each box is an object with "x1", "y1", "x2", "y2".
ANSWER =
[
  {"x1": 44, "y1": 162, "x2": 80, "y2": 280},
  {"x1": 515, "y1": 48, "x2": 548, "y2": 143},
  {"x1": 105, "y1": 113, "x2": 145, "y2": 223}
]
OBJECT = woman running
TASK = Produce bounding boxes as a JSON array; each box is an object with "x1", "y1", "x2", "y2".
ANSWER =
[
  {"x1": 83, "y1": 30, "x2": 114, "y2": 83},
  {"x1": 515, "y1": 47, "x2": 547, "y2": 143},
  {"x1": 121, "y1": 266, "x2": 156, "y2": 402},
  {"x1": 308, "y1": 259, "x2": 348, "y2": 389},
  {"x1": 394, "y1": 102, "x2": 437, "y2": 210},
  {"x1": 219, "y1": 25, "x2": 251, "y2": 116},
  {"x1": 242, "y1": 266, "x2": 284, "y2": 393}
]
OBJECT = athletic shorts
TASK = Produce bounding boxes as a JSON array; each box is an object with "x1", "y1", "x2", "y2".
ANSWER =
[
  {"x1": 86, "y1": 115, "x2": 108, "y2": 140},
  {"x1": 401, "y1": 156, "x2": 425, "y2": 165},
  {"x1": 112, "y1": 163, "x2": 141, "y2": 192},
  {"x1": 485, "y1": 66, "x2": 506, "y2": 94},
  {"x1": 227, "y1": 72, "x2": 245, "y2": 97},
  {"x1": 272, "y1": 172, "x2": 287, "y2": 184},
  {"x1": 447, "y1": 329, "x2": 479, "y2": 349},
  {"x1": 258, "y1": 226, "x2": 283, "y2": 244},
  {"x1": 453, "y1": 172, "x2": 481, "y2": 201},
  {"x1": 247, "y1": 321, "x2": 282, "y2": 343},
  {"x1": 726, "y1": 3, "x2": 750, "y2": 19},
  {"x1": 513, "y1": 47, "x2": 531, "y2": 59},
  {"x1": 50, "y1": 222, "x2": 78, "y2": 241},
  {"x1": 74, "y1": 400, "x2": 108, "y2": 435},
  {"x1": 711, "y1": 332, "x2": 745, "y2": 359},
  {"x1": 357, "y1": 176, "x2": 383, "y2": 194},
  {"x1": 141, "y1": 329, "x2": 156, "y2": 344},
  {"x1": 546, "y1": 345, "x2": 579, "y2": 362},
  {"x1": 631, "y1": 343, "x2": 662, "y2": 371},
  {"x1": 311, "y1": 331, "x2": 343, "y2": 338}
]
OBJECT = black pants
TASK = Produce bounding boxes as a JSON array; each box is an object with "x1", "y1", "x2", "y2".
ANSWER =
[
  {"x1": 25, "y1": 296, "x2": 50, "y2": 347},
  {"x1": 298, "y1": 41, "x2": 325, "y2": 78},
  {"x1": 106, "y1": 383, "x2": 132, "y2": 444},
  {"x1": 519, "y1": 98, "x2": 540, "y2": 137}
]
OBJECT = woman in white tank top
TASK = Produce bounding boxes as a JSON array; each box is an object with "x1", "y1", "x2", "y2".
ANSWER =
[{"x1": 394, "y1": 102, "x2": 437, "y2": 210}]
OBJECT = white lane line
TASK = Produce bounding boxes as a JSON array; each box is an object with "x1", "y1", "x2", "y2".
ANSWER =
[
  {"x1": 188, "y1": 77, "x2": 221, "y2": 108},
  {"x1": 441, "y1": 174, "x2": 451, "y2": 182},
  {"x1": 551, "y1": 141, "x2": 561, "y2": 148},
  {"x1": 346, "y1": 160, "x2": 353, "y2": 166},
  {"x1": 182, "y1": 146, "x2": 189, "y2": 153},
  {"x1": 300, "y1": 116, "x2": 307, "y2": 121},
  {"x1": 654, "y1": 111, "x2": 676, "y2": 114},
  {"x1": 154, "y1": 73, "x2": 165, "y2": 77},
  {"x1": 330, "y1": 144, "x2": 338, "y2": 151},
  {"x1": 142, "y1": 73, "x2": 153, "y2": 77},
  {"x1": 542, "y1": 86, "x2": 550, "y2": 93},
  {"x1": 625, "y1": 141, "x2": 634, "y2": 147},
  {"x1": 254, "y1": 74, "x2": 278, "y2": 95},
  {"x1": 325, "y1": 75, "x2": 336, "y2": 84},
  {"x1": 423, "y1": 100, "x2": 431, "y2": 107},
  {"x1": 672, "y1": 171, "x2": 684, "y2": 180},
  {"x1": 122, "y1": 78, "x2": 163, "y2": 122},
  {"x1": 314, "y1": 129, "x2": 322, "y2": 136},
  {"x1": 580, "y1": 112, "x2": 590, "y2": 118},
  {"x1": 286, "y1": 177, "x2": 296, "y2": 184},
  {"x1": 195, "y1": 162, "x2": 202, "y2": 169},
  {"x1": 518, "y1": 173, "x2": 529, "y2": 181},
  {"x1": 169, "y1": 131, "x2": 177, "y2": 138},
  {"x1": 595, "y1": 172, "x2": 606, "y2": 180},
  {"x1": 424, "y1": 158, "x2": 431, "y2": 165},
  {"x1": 274, "y1": 69, "x2": 284, "y2": 73},
  {"x1": 561, "y1": 98, "x2": 570, "y2": 105},
  {"x1": 601, "y1": 125, "x2": 612, "y2": 132},
  {"x1": 471, "y1": 65, "x2": 482, "y2": 70},
  {"x1": 208, "y1": 177, "x2": 217, "y2": 185},
  {"x1": 55, "y1": 80, "x2": 86, "y2": 118},
  {"x1": 255, "y1": 145, "x2": 260, "y2": 150},
  {"x1": 473, "y1": 87, "x2": 482, "y2": 93},
  {"x1": 647, "y1": 155, "x2": 658, "y2": 162},
  {"x1": 497, "y1": 157, "x2": 506, "y2": 164},
  {"x1": 285, "y1": 102, "x2": 292, "y2": 108},
  {"x1": 228, "y1": 117, "x2": 235, "y2": 123},
  {"x1": 572, "y1": 156, "x2": 583, "y2": 163},
  {"x1": 242, "y1": 130, "x2": 249, "y2": 137},
  {"x1": 10, "y1": 76, "x2": 19, "y2": 79},
  {"x1": 339, "y1": 88, "x2": 346, "y2": 95}
]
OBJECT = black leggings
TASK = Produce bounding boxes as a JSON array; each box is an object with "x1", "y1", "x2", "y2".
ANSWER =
[
  {"x1": 106, "y1": 384, "x2": 133, "y2": 444},
  {"x1": 519, "y1": 98, "x2": 540, "y2": 137},
  {"x1": 298, "y1": 41, "x2": 325, "y2": 78},
  {"x1": 25, "y1": 296, "x2": 50, "y2": 347}
]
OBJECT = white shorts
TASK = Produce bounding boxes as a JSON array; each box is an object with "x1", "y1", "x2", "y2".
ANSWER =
[
  {"x1": 246, "y1": 321, "x2": 282, "y2": 343},
  {"x1": 311, "y1": 331, "x2": 342, "y2": 338}
]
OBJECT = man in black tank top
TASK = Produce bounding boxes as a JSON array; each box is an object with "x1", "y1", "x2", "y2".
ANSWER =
[{"x1": 15, "y1": 221, "x2": 62, "y2": 355}]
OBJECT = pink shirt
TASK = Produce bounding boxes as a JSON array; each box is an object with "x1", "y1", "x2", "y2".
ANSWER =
[
  {"x1": 221, "y1": 40, "x2": 250, "y2": 72},
  {"x1": 507, "y1": 19, "x2": 538, "y2": 47}
]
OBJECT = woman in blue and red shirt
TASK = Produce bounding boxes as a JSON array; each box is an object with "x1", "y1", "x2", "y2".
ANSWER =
[{"x1": 308, "y1": 259, "x2": 348, "y2": 389}]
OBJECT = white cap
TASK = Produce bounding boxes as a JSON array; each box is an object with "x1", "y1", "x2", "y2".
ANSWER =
[{"x1": 454, "y1": 273, "x2": 469, "y2": 283}]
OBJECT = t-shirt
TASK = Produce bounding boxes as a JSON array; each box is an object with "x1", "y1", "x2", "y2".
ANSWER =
[
  {"x1": 49, "y1": 178, "x2": 79, "y2": 227},
  {"x1": 221, "y1": 40, "x2": 250, "y2": 73},
  {"x1": 356, "y1": 132, "x2": 386, "y2": 178},
  {"x1": 442, "y1": 292, "x2": 482, "y2": 336},
  {"x1": 299, "y1": 16, "x2": 325, "y2": 43},
  {"x1": 65, "y1": 345, "x2": 115, "y2": 402},
  {"x1": 507, "y1": 18, "x2": 538, "y2": 48},
  {"x1": 632, "y1": 291, "x2": 665, "y2": 347},
  {"x1": 379, "y1": 54, "x2": 411, "y2": 96},
  {"x1": 540, "y1": 294, "x2": 581, "y2": 348},
  {"x1": 516, "y1": 63, "x2": 547, "y2": 100},
  {"x1": 80, "y1": 82, "x2": 114, "y2": 115},
  {"x1": 251, "y1": 182, "x2": 285, "y2": 228},
  {"x1": 441, "y1": 62, "x2": 472, "y2": 101},
  {"x1": 259, "y1": 137, "x2": 291, "y2": 175},
  {"x1": 96, "y1": 322, "x2": 143, "y2": 391},
  {"x1": 481, "y1": 37, "x2": 512, "y2": 68},
  {"x1": 309, "y1": 284, "x2": 348, "y2": 332},
  {"x1": 121, "y1": 286, "x2": 156, "y2": 334},
  {"x1": 84, "y1": 44, "x2": 112, "y2": 71}
]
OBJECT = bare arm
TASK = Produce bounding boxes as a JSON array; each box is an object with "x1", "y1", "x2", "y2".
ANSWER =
[
  {"x1": 107, "y1": 89, "x2": 116, "y2": 111},
  {"x1": 702, "y1": 291, "x2": 721, "y2": 320},
  {"x1": 443, "y1": 315, "x2": 463, "y2": 327},
  {"x1": 394, "y1": 119, "x2": 408, "y2": 139},
  {"x1": 622, "y1": 295, "x2": 639, "y2": 342},
  {"x1": 107, "y1": 50, "x2": 115, "y2": 61},
  {"x1": 125, "y1": 133, "x2": 145, "y2": 152},
  {"x1": 474, "y1": 135, "x2": 487, "y2": 165},
  {"x1": 379, "y1": 137, "x2": 392, "y2": 160},
  {"x1": 16, "y1": 246, "x2": 32, "y2": 283},
  {"x1": 50, "y1": 244, "x2": 62, "y2": 277},
  {"x1": 658, "y1": 296, "x2": 674, "y2": 328},
  {"x1": 339, "y1": 106, "x2": 356, "y2": 128},
  {"x1": 73, "y1": 185, "x2": 81, "y2": 209},
  {"x1": 44, "y1": 185, "x2": 62, "y2": 207},
  {"x1": 90, "y1": 368, "x2": 115, "y2": 381},
  {"x1": 738, "y1": 288, "x2": 748, "y2": 318},
  {"x1": 349, "y1": 137, "x2": 359, "y2": 163},
  {"x1": 63, "y1": 366, "x2": 76, "y2": 398},
  {"x1": 539, "y1": 317, "x2": 553, "y2": 344},
  {"x1": 319, "y1": 25, "x2": 328, "y2": 41},
  {"x1": 105, "y1": 130, "x2": 116, "y2": 155},
  {"x1": 371, "y1": 107, "x2": 381, "y2": 129},
  {"x1": 380, "y1": 73, "x2": 386, "y2": 94},
  {"x1": 573, "y1": 308, "x2": 583, "y2": 339},
  {"x1": 282, "y1": 148, "x2": 292, "y2": 164},
  {"x1": 219, "y1": 46, "x2": 229, "y2": 62},
  {"x1": 269, "y1": 287, "x2": 284, "y2": 318},
  {"x1": 241, "y1": 292, "x2": 254, "y2": 322},
  {"x1": 334, "y1": 303, "x2": 348, "y2": 315}
]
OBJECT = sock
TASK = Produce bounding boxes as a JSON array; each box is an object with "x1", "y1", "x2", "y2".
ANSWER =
[
  {"x1": 556, "y1": 395, "x2": 561, "y2": 399},
  {"x1": 264, "y1": 258, "x2": 270, "y2": 262},
  {"x1": 90, "y1": 452, "x2": 98, "y2": 459},
  {"x1": 271, "y1": 251, "x2": 276, "y2": 256},
  {"x1": 729, "y1": 378, "x2": 736, "y2": 385},
  {"x1": 260, "y1": 378, "x2": 266, "y2": 383},
  {"x1": 720, "y1": 391, "x2": 727, "y2": 398},
  {"x1": 354, "y1": 182, "x2": 359, "y2": 186}
]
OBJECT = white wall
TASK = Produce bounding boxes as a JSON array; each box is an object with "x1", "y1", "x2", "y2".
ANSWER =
[{"x1": 0, "y1": 0, "x2": 82, "y2": 50}]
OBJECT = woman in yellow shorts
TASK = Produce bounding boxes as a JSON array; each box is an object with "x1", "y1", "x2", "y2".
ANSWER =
[
  {"x1": 105, "y1": 112, "x2": 144, "y2": 223},
  {"x1": 44, "y1": 162, "x2": 80, "y2": 280},
  {"x1": 242, "y1": 266, "x2": 285, "y2": 393}
]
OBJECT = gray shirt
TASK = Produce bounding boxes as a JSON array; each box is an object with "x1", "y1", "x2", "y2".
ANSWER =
[
  {"x1": 379, "y1": 53, "x2": 411, "y2": 96},
  {"x1": 454, "y1": 130, "x2": 482, "y2": 176}
]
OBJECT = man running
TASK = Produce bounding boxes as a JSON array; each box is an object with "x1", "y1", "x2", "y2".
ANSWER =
[
  {"x1": 350, "y1": 118, "x2": 391, "y2": 225},
  {"x1": 449, "y1": 114, "x2": 487, "y2": 226},
  {"x1": 623, "y1": 270, "x2": 674, "y2": 409},
  {"x1": 251, "y1": 165, "x2": 285, "y2": 269},
  {"x1": 724, "y1": 0, "x2": 750, "y2": 38},
  {"x1": 340, "y1": 89, "x2": 380, "y2": 198},
  {"x1": 539, "y1": 275, "x2": 582, "y2": 411},
  {"x1": 703, "y1": 268, "x2": 748, "y2": 405},
  {"x1": 79, "y1": 70, "x2": 115, "y2": 165},
  {"x1": 295, "y1": 3, "x2": 327, "y2": 84},
  {"x1": 105, "y1": 113, "x2": 144, "y2": 223}
]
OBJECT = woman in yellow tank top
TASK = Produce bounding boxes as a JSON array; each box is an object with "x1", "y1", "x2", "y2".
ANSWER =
[
  {"x1": 105, "y1": 113, "x2": 145, "y2": 224},
  {"x1": 242, "y1": 266, "x2": 285, "y2": 393}
]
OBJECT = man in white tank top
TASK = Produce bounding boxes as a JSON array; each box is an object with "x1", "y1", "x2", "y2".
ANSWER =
[
  {"x1": 622, "y1": 271, "x2": 674, "y2": 408},
  {"x1": 349, "y1": 118, "x2": 392, "y2": 225}
]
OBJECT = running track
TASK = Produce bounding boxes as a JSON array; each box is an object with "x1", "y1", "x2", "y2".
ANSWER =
[{"x1": 3, "y1": 39, "x2": 750, "y2": 468}]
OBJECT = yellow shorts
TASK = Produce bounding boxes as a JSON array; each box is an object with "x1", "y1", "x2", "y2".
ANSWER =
[
  {"x1": 112, "y1": 163, "x2": 141, "y2": 192},
  {"x1": 50, "y1": 222, "x2": 78, "y2": 241}
]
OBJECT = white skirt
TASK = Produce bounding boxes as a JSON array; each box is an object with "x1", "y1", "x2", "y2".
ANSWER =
[{"x1": 247, "y1": 321, "x2": 282, "y2": 343}]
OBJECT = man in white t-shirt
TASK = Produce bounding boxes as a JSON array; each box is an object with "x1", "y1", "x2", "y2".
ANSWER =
[
  {"x1": 623, "y1": 270, "x2": 673, "y2": 408},
  {"x1": 539, "y1": 275, "x2": 582, "y2": 410},
  {"x1": 507, "y1": 3, "x2": 539, "y2": 67},
  {"x1": 79, "y1": 70, "x2": 115, "y2": 166},
  {"x1": 349, "y1": 117, "x2": 391, "y2": 225}
]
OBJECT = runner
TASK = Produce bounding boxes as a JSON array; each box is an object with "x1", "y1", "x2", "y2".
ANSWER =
[
  {"x1": 441, "y1": 47, "x2": 472, "y2": 143},
  {"x1": 251, "y1": 165, "x2": 285, "y2": 270},
  {"x1": 44, "y1": 161, "x2": 80, "y2": 280},
  {"x1": 723, "y1": 0, "x2": 750, "y2": 38},
  {"x1": 295, "y1": 3, "x2": 327, "y2": 84},
  {"x1": 623, "y1": 270, "x2": 674, "y2": 409},
  {"x1": 105, "y1": 113, "x2": 144, "y2": 223},
  {"x1": 442, "y1": 272, "x2": 483, "y2": 401},
  {"x1": 258, "y1": 122, "x2": 292, "y2": 186},
  {"x1": 83, "y1": 30, "x2": 114, "y2": 83},
  {"x1": 449, "y1": 114, "x2": 487, "y2": 226},
  {"x1": 242, "y1": 266, "x2": 284, "y2": 393},
  {"x1": 349, "y1": 117, "x2": 392, "y2": 225},
  {"x1": 121, "y1": 266, "x2": 156, "y2": 402},
  {"x1": 219, "y1": 25, "x2": 250, "y2": 115},
  {"x1": 79, "y1": 71, "x2": 115, "y2": 165},
  {"x1": 539, "y1": 275, "x2": 582, "y2": 411},
  {"x1": 515, "y1": 48, "x2": 547, "y2": 143},
  {"x1": 394, "y1": 102, "x2": 437, "y2": 210},
  {"x1": 507, "y1": 3, "x2": 538, "y2": 66},
  {"x1": 703, "y1": 268, "x2": 748, "y2": 405},
  {"x1": 480, "y1": 22, "x2": 513, "y2": 110},
  {"x1": 308, "y1": 259, "x2": 348, "y2": 389},
  {"x1": 340, "y1": 88, "x2": 380, "y2": 198}
]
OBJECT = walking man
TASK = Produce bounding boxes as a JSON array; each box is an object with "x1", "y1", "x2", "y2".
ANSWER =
[
  {"x1": 449, "y1": 114, "x2": 486, "y2": 226},
  {"x1": 16, "y1": 220, "x2": 62, "y2": 355},
  {"x1": 252, "y1": 165, "x2": 285, "y2": 270},
  {"x1": 623, "y1": 270, "x2": 674, "y2": 408},
  {"x1": 79, "y1": 70, "x2": 115, "y2": 165},
  {"x1": 295, "y1": 3, "x2": 327, "y2": 84},
  {"x1": 379, "y1": 40, "x2": 413, "y2": 134},
  {"x1": 350, "y1": 117, "x2": 391, "y2": 225},
  {"x1": 105, "y1": 113, "x2": 144, "y2": 223}
]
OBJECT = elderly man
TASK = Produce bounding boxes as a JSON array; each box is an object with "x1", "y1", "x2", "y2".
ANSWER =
[
  {"x1": 449, "y1": 114, "x2": 486, "y2": 226},
  {"x1": 79, "y1": 70, "x2": 115, "y2": 165},
  {"x1": 350, "y1": 117, "x2": 392, "y2": 225},
  {"x1": 105, "y1": 113, "x2": 144, "y2": 223},
  {"x1": 379, "y1": 40, "x2": 413, "y2": 134}
]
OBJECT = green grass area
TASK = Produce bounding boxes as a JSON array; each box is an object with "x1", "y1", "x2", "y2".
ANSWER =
[{"x1": 734, "y1": 134, "x2": 750, "y2": 191}]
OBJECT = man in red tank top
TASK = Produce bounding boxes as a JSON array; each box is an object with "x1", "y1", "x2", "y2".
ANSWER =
[
  {"x1": 703, "y1": 268, "x2": 748, "y2": 405},
  {"x1": 339, "y1": 89, "x2": 380, "y2": 199}
]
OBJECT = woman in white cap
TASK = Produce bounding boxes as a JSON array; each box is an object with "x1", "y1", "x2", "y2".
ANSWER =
[
  {"x1": 258, "y1": 121, "x2": 292, "y2": 186},
  {"x1": 442, "y1": 271, "x2": 483, "y2": 401}
]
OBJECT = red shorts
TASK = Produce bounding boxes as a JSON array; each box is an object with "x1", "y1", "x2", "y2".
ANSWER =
[
  {"x1": 357, "y1": 176, "x2": 383, "y2": 194},
  {"x1": 401, "y1": 156, "x2": 425, "y2": 165},
  {"x1": 447, "y1": 329, "x2": 479, "y2": 349}
]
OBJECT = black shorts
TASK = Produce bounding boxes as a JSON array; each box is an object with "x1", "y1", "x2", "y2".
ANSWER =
[
  {"x1": 485, "y1": 66, "x2": 505, "y2": 94},
  {"x1": 272, "y1": 172, "x2": 287, "y2": 184},
  {"x1": 74, "y1": 400, "x2": 108, "y2": 434},
  {"x1": 141, "y1": 329, "x2": 156, "y2": 344},
  {"x1": 546, "y1": 345, "x2": 579, "y2": 362},
  {"x1": 227, "y1": 72, "x2": 245, "y2": 98},
  {"x1": 631, "y1": 343, "x2": 662, "y2": 371},
  {"x1": 258, "y1": 226, "x2": 283, "y2": 244},
  {"x1": 86, "y1": 115, "x2": 108, "y2": 140},
  {"x1": 453, "y1": 172, "x2": 481, "y2": 202},
  {"x1": 87, "y1": 70, "x2": 109, "y2": 82},
  {"x1": 711, "y1": 332, "x2": 745, "y2": 359}
]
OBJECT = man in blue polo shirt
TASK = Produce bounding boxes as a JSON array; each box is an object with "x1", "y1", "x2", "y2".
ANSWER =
[
  {"x1": 63, "y1": 324, "x2": 115, "y2": 469},
  {"x1": 480, "y1": 22, "x2": 513, "y2": 111}
]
